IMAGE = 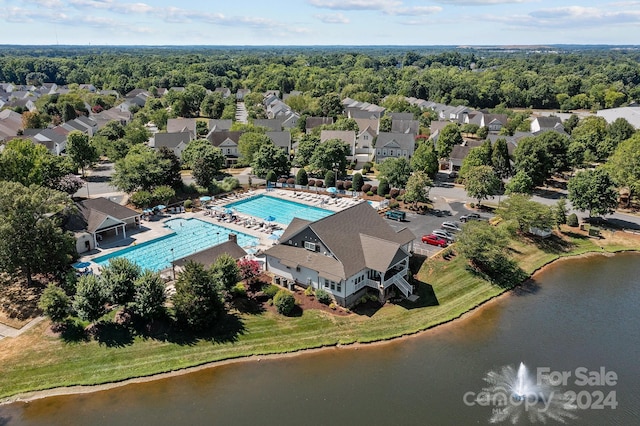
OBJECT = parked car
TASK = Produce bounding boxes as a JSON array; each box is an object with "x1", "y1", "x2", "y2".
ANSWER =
[
  {"x1": 441, "y1": 221, "x2": 462, "y2": 232},
  {"x1": 459, "y1": 213, "x2": 485, "y2": 222},
  {"x1": 422, "y1": 234, "x2": 448, "y2": 247},
  {"x1": 432, "y1": 229, "x2": 455, "y2": 241}
]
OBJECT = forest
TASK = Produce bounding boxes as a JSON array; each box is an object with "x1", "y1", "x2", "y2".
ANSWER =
[{"x1": 1, "y1": 45, "x2": 640, "y2": 111}]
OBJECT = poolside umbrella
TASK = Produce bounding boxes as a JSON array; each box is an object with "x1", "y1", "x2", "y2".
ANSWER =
[
  {"x1": 224, "y1": 208, "x2": 234, "y2": 215},
  {"x1": 154, "y1": 204, "x2": 167, "y2": 211},
  {"x1": 72, "y1": 261, "x2": 91, "y2": 269},
  {"x1": 326, "y1": 187, "x2": 338, "y2": 194},
  {"x1": 142, "y1": 208, "x2": 153, "y2": 214},
  {"x1": 199, "y1": 196, "x2": 212, "y2": 202},
  {"x1": 264, "y1": 215, "x2": 275, "y2": 222}
]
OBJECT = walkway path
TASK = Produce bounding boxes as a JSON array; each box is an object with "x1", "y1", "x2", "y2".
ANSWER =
[
  {"x1": 0, "y1": 316, "x2": 45, "y2": 340},
  {"x1": 235, "y1": 102, "x2": 248, "y2": 124}
]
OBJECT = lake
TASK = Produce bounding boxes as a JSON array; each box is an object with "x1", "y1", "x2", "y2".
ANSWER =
[{"x1": 2, "y1": 253, "x2": 639, "y2": 425}]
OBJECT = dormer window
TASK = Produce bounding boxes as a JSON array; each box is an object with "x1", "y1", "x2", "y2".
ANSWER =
[{"x1": 304, "y1": 241, "x2": 316, "y2": 251}]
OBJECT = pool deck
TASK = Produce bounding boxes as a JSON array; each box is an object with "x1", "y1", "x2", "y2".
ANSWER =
[{"x1": 80, "y1": 188, "x2": 376, "y2": 275}]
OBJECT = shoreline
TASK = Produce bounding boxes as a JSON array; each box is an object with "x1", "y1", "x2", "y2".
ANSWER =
[{"x1": 1, "y1": 249, "x2": 636, "y2": 406}]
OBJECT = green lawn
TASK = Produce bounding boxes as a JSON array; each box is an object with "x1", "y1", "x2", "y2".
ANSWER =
[{"x1": 1, "y1": 227, "x2": 639, "y2": 401}]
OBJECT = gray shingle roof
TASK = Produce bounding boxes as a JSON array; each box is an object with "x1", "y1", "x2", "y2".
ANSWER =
[{"x1": 173, "y1": 240, "x2": 246, "y2": 269}]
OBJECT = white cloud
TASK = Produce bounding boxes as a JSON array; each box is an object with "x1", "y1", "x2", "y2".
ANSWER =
[
  {"x1": 69, "y1": 0, "x2": 154, "y2": 14},
  {"x1": 314, "y1": 13, "x2": 350, "y2": 23},
  {"x1": 308, "y1": 0, "x2": 401, "y2": 11},
  {"x1": 433, "y1": 0, "x2": 532, "y2": 4},
  {"x1": 484, "y1": 6, "x2": 640, "y2": 28},
  {"x1": 5, "y1": 6, "x2": 68, "y2": 23},
  {"x1": 385, "y1": 6, "x2": 442, "y2": 15},
  {"x1": 24, "y1": 0, "x2": 63, "y2": 7}
]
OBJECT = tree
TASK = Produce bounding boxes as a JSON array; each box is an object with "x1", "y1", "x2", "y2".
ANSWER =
[
  {"x1": 251, "y1": 143, "x2": 290, "y2": 178},
  {"x1": 181, "y1": 139, "x2": 215, "y2": 169},
  {"x1": 513, "y1": 136, "x2": 553, "y2": 187},
  {"x1": 324, "y1": 170, "x2": 336, "y2": 188},
  {"x1": 211, "y1": 253, "x2": 241, "y2": 292},
  {"x1": 606, "y1": 134, "x2": 640, "y2": 205},
  {"x1": 238, "y1": 132, "x2": 271, "y2": 165},
  {"x1": 0, "y1": 182, "x2": 75, "y2": 286},
  {"x1": 564, "y1": 114, "x2": 579, "y2": 134},
  {"x1": 113, "y1": 145, "x2": 172, "y2": 192},
  {"x1": 377, "y1": 157, "x2": 412, "y2": 189},
  {"x1": 464, "y1": 165, "x2": 500, "y2": 206},
  {"x1": 403, "y1": 171, "x2": 432, "y2": 208},
  {"x1": 193, "y1": 147, "x2": 225, "y2": 188},
  {"x1": 377, "y1": 178, "x2": 390, "y2": 196},
  {"x1": 491, "y1": 138, "x2": 512, "y2": 179},
  {"x1": 38, "y1": 284, "x2": 70, "y2": 324},
  {"x1": 293, "y1": 135, "x2": 318, "y2": 167},
  {"x1": 100, "y1": 258, "x2": 141, "y2": 306},
  {"x1": 265, "y1": 170, "x2": 277, "y2": 183},
  {"x1": 0, "y1": 138, "x2": 64, "y2": 187},
  {"x1": 436, "y1": 123, "x2": 462, "y2": 159},
  {"x1": 505, "y1": 170, "x2": 534, "y2": 195},
  {"x1": 571, "y1": 116, "x2": 608, "y2": 161},
  {"x1": 295, "y1": 168, "x2": 308, "y2": 186},
  {"x1": 72, "y1": 275, "x2": 107, "y2": 323},
  {"x1": 157, "y1": 146, "x2": 183, "y2": 189},
  {"x1": 237, "y1": 258, "x2": 261, "y2": 288},
  {"x1": 554, "y1": 198, "x2": 568, "y2": 229},
  {"x1": 319, "y1": 92, "x2": 343, "y2": 118},
  {"x1": 66, "y1": 131, "x2": 99, "y2": 177},
  {"x1": 352, "y1": 172, "x2": 364, "y2": 191},
  {"x1": 152, "y1": 185, "x2": 175, "y2": 206},
  {"x1": 498, "y1": 193, "x2": 554, "y2": 233},
  {"x1": 410, "y1": 142, "x2": 438, "y2": 177},
  {"x1": 173, "y1": 261, "x2": 225, "y2": 329},
  {"x1": 568, "y1": 168, "x2": 618, "y2": 218},
  {"x1": 308, "y1": 139, "x2": 350, "y2": 176},
  {"x1": 50, "y1": 173, "x2": 84, "y2": 195},
  {"x1": 131, "y1": 271, "x2": 166, "y2": 321},
  {"x1": 600, "y1": 118, "x2": 636, "y2": 158},
  {"x1": 456, "y1": 221, "x2": 509, "y2": 273},
  {"x1": 459, "y1": 146, "x2": 491, "y2": 180},
  {"x1": 22, "y1": 110, "x2": 44, "y2": 129}
]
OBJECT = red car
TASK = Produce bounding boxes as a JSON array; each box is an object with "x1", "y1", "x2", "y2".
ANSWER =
[{"x1": 422, "y1": 234, "x2": 448, "y2": 247}]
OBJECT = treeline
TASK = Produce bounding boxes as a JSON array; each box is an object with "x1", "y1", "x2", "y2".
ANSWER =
[{"x1": 1, "y1": 46, "x2": 639, "y2": 110}]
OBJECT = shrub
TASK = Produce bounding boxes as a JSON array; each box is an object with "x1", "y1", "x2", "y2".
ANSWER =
[
  {"x1": 230, "y1": 283, "x2": 247, "y2": 297},
  {"x1": 277, "y1": 178, "x2": 286, "y2": 183},
  {"x1": 567, "y1": 213, "x2": 579, "y2": 227},
  {"x1": 389, "y1": 201, "x2": 400, "y2": 209},
  {"x1": 295, "y1": 168, "x2": 308, "y2": 186},
  {"x1": 329, "y1": 302, "x2": 337, "y2": 310},
  {"x1": 184, "y1": 199, "x2": 193, "y2": 209},
  {"x1": 470, "y1": 202, "x2": 475, "y2": 209},
  {"x1": 371, "y1": 186, "x2": 378, "y2": 194},
  {"x1": 220, "y1": 177, "x2": 240, "y2": 192},
  {"x1": 286, "y1": 178, "x2": 295, "y2": 185},
  {"x1": 274, "y1": 290, "x2": 295, "y2": 315},
  {"x1": 385, "y1": 194, "x2": 391, "y2": 199},
  {"x1": 378, "y1": 179, "x2": 390, "y2": 196},
  {"x1": 352, "y1": 173, "x2": 364, "y2": 191},
  {"x1": 263, "y1": 284, "x2": 280, "y2": 298},
  {"x1": 315, "y1": 180, "x2": 324, "y2": 188},
  {"x1": 336, "y1": 180, "x2": 344, "y2": 190},
  {"x1": 324, "y1": 170, "x2": 336, "y2": 188},
  {"x1": 304, "y1": 286, "x2": 314, "y2": 297},
  {"x1": 307, "y1": 179, "x2": 315, "y2": 187},
  {"x1": 361, "y1": 183, "x2": 372, "y2": 192},
  {"x1": 38, "y1": 284, "x2": 70, "y2": 323},
  {"x1": 265, "y1": 170, "x2": 277, "y2": 183},
  {"x1": 367, "y1": 191, "x2": 374, "y2": 196},
  {"x1": 315, "y1": 288, "x2": 332, "y2": 305},
  {"x1": 389, "y1": 188, "x2": 400, "y2": 198}
]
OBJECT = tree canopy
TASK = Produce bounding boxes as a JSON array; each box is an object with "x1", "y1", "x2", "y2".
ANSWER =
[{"x1": 568, "y1": 168, "x2": 619, "y2": 218}]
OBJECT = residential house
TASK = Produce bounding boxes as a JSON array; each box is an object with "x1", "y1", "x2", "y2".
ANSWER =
[
  {"x1": 167, "y1": 118, "x2": 197, "y2": 138},
  {"x1": 208, "y1": 119, "x2": 233, "y2": 132},
  {"x1": 391, "y1": 119, "x2": 420, "y2": 135},
  {"x1": 3, "y1": 97, "x2": 37, "y2": 112},
  {"x1": 305, "y1": 117, "x2": 333, "y2": 134},
  {"x1": 151, "y1": 131, "x2": 192, "y2": 158},
  {"x1": 207, "y1": 131, "x2": 243, "y2": 166},
  {"x1": 63, "y1": 197, "x2": 142, "y2": 254},
  {"x1": 375, "y1": 132, "x2": 415, "y2": 162},
  {"x1": 91, "y1": 106, "x2": 132, "y2": 129},
  {"x1": 236, "y1": 88, "x2": 251, "y2": 101},
  {"x1": 0, "y1": 109, "x2": 23, "y2": 142},
  {"x1": 355, "y1": 126, "x2": 377, "y2": 161},
  {"x1": 253, "y1": 118, "x2": 283, "y2": 132},
  {"x1": 464, "y1": 112, "x2": 508, "y2": 133},
  {"x1": 32, "y1": 127, "x2": 69, "y2": 155},
  {"x1": 597, "y1": 105, "x2": 640, "y2": 129},
  {"x1": 264, "y1": 202, "x2": 416, "y2": 307},
  {"x1": 343, "y1": 97, "x2": 385, "y2": 120},
  {"x1": 266, "y1": 131, "x2": 292, "y2": 155},
  {"x1": 61, "y1": 116, "x2": 98, "y2": 137},
  {"x1": 320, "y1": 130, "x2": 356, "y2": 157},
  {"x1": 214, "y1": 87, "x2": 231, "y2": 98},
  {"x1": 530, "y1": 116, "x2": 566, "y2": 135},
  {"x1": 389, "y1": 112, "x2": 414, "y2": 121}
]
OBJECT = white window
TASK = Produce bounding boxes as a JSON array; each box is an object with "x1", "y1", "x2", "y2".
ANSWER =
[
  {"x1": 389, "y1": 149, "x2": 394, "y2": 156},
  {"x1": 304, "y1": 241, "x2": 316, "y2": 251},
  {"x1": 364, "y1": 135, "x2": 369, "y2": 140}
]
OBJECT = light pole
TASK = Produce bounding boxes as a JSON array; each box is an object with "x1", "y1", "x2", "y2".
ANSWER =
[
  {"x1": 333, "y1": 162, "x2": 339, "y2": 188},
  {"x1": 170, "y1": 248, "x2": 176, "y2": 281}
]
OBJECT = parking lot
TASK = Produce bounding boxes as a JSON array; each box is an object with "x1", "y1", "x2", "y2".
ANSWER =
[{"x1": 386, "y1": 201, "x2": 490, "y2": 257}]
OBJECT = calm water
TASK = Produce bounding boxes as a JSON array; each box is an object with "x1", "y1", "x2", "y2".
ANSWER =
[
  {"x1": 2, "y1": 253, "x2": 639, "y2": 425},
  {"x1": 224, "y1": 194, "x2": 332, "y2": 225},
  {"x1": 92, "y1": 218, "x2": 258, "y2": 271}
]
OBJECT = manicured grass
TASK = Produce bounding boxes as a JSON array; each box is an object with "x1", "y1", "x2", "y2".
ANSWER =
[{"x1": 1, "y1": 227, "x2": 639, "y2": 401}]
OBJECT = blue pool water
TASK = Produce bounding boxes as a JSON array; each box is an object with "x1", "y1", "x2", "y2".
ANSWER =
[
  {"x1": 224, "y1": 194, "x2": 332, "y2": 225},
  {"x1": 92, "y1": 218, "x2": 259, "y2": 272}
]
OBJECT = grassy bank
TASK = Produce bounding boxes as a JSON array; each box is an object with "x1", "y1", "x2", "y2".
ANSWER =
[{"x1": 1, "y1": 227, "x2": 639, "y2": 401}]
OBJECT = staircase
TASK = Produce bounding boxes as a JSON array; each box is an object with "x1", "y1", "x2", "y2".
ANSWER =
[{"x1": 386, "y1": 274, "x2": 413, "y2": 298}]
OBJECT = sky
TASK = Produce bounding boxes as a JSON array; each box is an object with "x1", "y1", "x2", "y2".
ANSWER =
[{"x1": 1, "y1": 0, "x2": 639, "y2": 46}]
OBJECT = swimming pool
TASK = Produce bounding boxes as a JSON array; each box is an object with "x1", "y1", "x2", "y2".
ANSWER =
[
  {"x1": 92, "y1": 218, "x2": 259, "y2": 272},
  {"x1": 224, "y1": 194, "x2": 332, "y2": 225}
]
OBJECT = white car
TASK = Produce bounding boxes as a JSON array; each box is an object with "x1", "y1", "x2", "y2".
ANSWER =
[
  {"x1": 432, "y1": 229, "x2": 455, "y2": 241},
  {"x1": 441, "y1": 221, "x2": 462, "y2": 232}
]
